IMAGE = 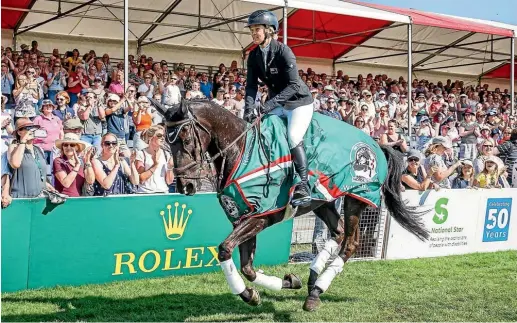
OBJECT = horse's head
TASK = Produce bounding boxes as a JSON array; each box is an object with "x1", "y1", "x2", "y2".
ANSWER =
[{"x1": 150, "y1": 98, "x2": 212, "y2": 195}]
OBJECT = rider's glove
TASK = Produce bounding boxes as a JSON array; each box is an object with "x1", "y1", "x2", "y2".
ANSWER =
[
  {"x1": 260, "y1": 100, "x2": 276, "y2": 115},
  {"x1": 243, "y1": 109, "x2": 257, "y2": 123}
]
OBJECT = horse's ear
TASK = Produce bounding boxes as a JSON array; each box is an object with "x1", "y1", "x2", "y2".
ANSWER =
[{"x1": 148, "y1": 97, "x2": 168, "y2": 116}]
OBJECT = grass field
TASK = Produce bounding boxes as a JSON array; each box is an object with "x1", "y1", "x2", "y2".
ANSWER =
[{"x1": 2, "y1": 251, "x2": 516, "y2": 322}]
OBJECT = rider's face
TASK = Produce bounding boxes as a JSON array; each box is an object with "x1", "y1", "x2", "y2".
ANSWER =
[{"x1": 249, "y1": 25, "x2": 266, "y2": 45}]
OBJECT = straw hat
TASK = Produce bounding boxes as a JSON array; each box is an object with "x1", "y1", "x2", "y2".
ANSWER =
[{"x1": 55, "y1": 133, "x2": 87, "y2": 152}]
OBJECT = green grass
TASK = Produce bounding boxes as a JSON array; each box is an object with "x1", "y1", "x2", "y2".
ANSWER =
[{"x1": 2, "y1": 251, "x2": 516, "y2": 322}]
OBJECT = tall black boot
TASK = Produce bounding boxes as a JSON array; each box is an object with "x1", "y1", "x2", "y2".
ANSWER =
[{"x1": 290, "y1": 143, "x2": 311, "y2": 207}]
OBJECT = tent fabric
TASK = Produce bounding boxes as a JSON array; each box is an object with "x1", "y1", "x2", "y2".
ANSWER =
[
  {"x1": 349, "y1": 1, "x2": 514, "y2": 37},
  {"x1": 483, "y1": 63, "x2": 517, "y2": 79},
  {"x1": 1, "y1": 0, "x2": 33, "y2": 29}
]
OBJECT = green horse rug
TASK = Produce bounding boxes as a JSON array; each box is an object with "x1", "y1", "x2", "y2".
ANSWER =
[{"x1": 219, "y1": 113, "x2": 388, "y2": 223}]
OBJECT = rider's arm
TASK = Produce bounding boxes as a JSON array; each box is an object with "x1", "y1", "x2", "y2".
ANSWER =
[
  {"x1": 244, "y1": 53, "x2": 258, "y2": 112},
  {"x1": 264, "y1": 46, "x2": 300, "y2": 108}
]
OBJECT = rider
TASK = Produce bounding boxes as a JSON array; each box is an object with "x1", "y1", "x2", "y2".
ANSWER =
[{"x1": 243, "y1": 10, "x2": 314, "y2": 208}]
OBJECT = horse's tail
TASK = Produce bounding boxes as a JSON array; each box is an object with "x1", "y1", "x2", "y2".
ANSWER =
[{"x1": 380, "y1": 145, "x2": 430, "y2": 241}]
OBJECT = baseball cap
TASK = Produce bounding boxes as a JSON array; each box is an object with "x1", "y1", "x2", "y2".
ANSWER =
[
  {"x1": 407, "y1": 149, "x2": 422, "y2": 160},
  {"x1": 420, "y1": 116, "x2": 430, "y2": 123},
  {"x1": 107, "y1": 93, "x2": 120, "y2": 102}
]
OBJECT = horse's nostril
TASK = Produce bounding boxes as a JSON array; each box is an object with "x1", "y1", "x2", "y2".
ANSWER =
[{"x1": 185, "y1": 183, "x2": 196, "y2": 196}]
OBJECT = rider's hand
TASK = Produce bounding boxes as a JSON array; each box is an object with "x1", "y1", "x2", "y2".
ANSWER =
[
  {"x1": 243, "y1": 109, "x2": 256, "y2": 123},
  {"x1": 260, "y1": 101, "x2": 275, "y2": 115}
]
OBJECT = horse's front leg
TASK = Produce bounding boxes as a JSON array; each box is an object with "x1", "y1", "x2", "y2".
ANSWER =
[
  {"x1": 218, "y1": 217, "x2": 267, "y2": 306},
  {"x1": 239, "y1": 237, "x2": 302, "y2": 295}
]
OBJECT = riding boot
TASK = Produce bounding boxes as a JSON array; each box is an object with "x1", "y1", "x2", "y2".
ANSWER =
[{"x1": 290, "y1": 143, "x2": 311, "y2": 207}]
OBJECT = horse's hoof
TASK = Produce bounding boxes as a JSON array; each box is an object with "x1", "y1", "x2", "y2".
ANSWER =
[
  {"x1": 303, "y1": 295, "x2": 321, "y2": 312},
  {"x1": 284, "y1": 273, "x2": 302, "y2": 289},
  {"x1": 246, "y1": 287, "x2": 261, "y2": 306}
]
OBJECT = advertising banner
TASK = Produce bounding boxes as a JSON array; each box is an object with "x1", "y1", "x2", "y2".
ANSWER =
[
  {"x1": 1, "y1": 194, "x2": 293, "y2": 292},
  {"x1": 385, "y1": 189, "x2": 517, "y2": 260}
]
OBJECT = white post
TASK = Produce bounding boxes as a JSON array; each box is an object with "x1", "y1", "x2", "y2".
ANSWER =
[
  {"x1": 283, "y1": 0, "x2": 288, "y2": 45},
  {"x1": 511, "y1": 37, "x2": 515, "y2": 116},
  {"x1": 407, "y1": 23, "x2": 413, "y2": 138},
  {"x1": 124, "y1": 0, "x2": 129, "y2": 90}
]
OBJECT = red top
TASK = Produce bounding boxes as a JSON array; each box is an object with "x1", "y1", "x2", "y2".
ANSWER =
[
  {"x1": 67, "y1": 72, "x2": 85, "y2": 94},
  {"x1": 53, "y1": 157, "x2": 85, "y2": 197}
]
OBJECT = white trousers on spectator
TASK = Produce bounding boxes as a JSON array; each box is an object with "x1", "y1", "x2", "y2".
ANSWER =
[
  {"x1": 459, "y1": 143, "x2": 477, "y2": 161},
  {"x1": 269, "y1": 103, "x2": 313, "y2": 148}
]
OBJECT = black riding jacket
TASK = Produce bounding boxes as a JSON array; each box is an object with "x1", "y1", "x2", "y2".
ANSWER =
[{"x1": 245, "y1": 39, "x2": 313, "y2": 112}]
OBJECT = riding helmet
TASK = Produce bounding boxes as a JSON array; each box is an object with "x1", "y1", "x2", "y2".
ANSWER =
[{"x1": 246, "y1": 10, "x2": 279, "y2": 32}]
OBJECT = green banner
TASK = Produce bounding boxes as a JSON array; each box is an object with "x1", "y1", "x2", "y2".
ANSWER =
[{"x1": 1, "y1": 194, "x2": 293, "y2": 292}]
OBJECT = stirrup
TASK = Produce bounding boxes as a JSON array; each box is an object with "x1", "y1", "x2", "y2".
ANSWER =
[{"x1": 291, "y1": 185, "x2": 311, "y2": 207}]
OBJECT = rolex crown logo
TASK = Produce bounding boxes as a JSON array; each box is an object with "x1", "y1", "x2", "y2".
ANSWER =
[{"x1": 160, "y1": 202, "x2": 192, "y2": 240}]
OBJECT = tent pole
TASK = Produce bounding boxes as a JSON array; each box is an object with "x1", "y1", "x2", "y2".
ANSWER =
[
  {"x1": 407, "y1": 23, "x2": 412, "y2": 139},
  {"x1": 124, "y1": 0, "x2": 128, "y2": 91},
  {"x1": 511, "y1": 37, "x2": 515, "y2": 116},
  {"x1": 283, "y1": 0, "x2": 288, "y2": 45}
]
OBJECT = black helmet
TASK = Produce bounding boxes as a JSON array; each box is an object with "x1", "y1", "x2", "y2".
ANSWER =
[{"x1": 246, "y1": 10, "x2": 279, "y2": 32}]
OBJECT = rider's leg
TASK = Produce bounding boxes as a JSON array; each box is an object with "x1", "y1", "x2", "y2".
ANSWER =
[{"x1": 286, "y1": 103, "x2": 314, "y2": 207}]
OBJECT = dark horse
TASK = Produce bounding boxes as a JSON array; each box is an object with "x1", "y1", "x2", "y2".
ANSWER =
[{"x1": 152, "y1": 99, "x2": 429, "y2": 312}]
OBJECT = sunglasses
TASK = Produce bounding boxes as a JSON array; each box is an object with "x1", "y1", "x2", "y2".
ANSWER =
[
  {"x1": 62, "y1": 143, "x2": 76, "y2": 148},
  {"x1": 155, "y1": 133, "x2": 164, "y2": 138},
  {"x1": 483, "y1": 145, "x2": 494, "y2": 148},
  {"x1": 103, "y1": 141, "x2": 118, "y2": 147},
  {"x1": 366, "y1": 95, "x2": 372, "y2": 97},
  {"x1": 408, "y1": 158, "x2": 419, "y2": 162},
  {"x1": 56, "y1": 98, "x2": 65, "y2": 101},
  {"x1": 224, "y1": 79, "x2": 229, "y2": 82}
]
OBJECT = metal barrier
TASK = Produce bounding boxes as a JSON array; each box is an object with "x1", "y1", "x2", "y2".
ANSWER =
[{"x1": 289, "y1": 202, "x2": 388, "y2": 263}]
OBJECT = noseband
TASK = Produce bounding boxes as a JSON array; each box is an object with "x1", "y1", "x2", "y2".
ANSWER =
[{"x1": 166, "y1": 106, "x2": 259, "y2": 192}]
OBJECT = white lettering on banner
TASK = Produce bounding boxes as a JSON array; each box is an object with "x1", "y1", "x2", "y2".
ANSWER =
[{"x1": 385, "y1": 189, "x2": 517, "y2": 260}]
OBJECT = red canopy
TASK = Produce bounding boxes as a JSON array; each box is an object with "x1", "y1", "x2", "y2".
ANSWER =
[
  {"x1": 1, "y1": 0, "x2": 33, "y2": 29},
  {"x1": 483, "y1": 63, "x2": 517, "y2": 79},
  {"x1": 350, "y1": 1, "x2": 514, "y2": 37}
]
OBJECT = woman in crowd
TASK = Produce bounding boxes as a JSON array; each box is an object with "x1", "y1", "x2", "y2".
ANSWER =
[
  {"x1": 132, "y1": 96, "x2": 153, "y2": 149},
  {"x1": 473, "y1": 139, "x2": 504, "y2": 175},
  {"x1": 416, "y1": 116, "x2": 435, "y2": 150},
  {"x1": 91, "y1": 133, "x2": 138, "y2": 196},
  {"x1": 135, "y1": 125, "x2": 174, "y2": 194},
  {"x1": 78, "y1": 92, "x2": 105, "y2": 152},
  {"x1": 7, "y1": 118, "x2": 57, "y2": 198},
  {"x1": 67, "y1": 64, "x2": 89, "y2": 107},
  {"x1": 401, "y1": 149, "x2": 436, "y2": 191},
  {"x1": 380, "y1": 119, "x2": 407, "y2": 153},
  {"x1": 66, "y1": 49, "x2": 83, "y2": 73},
  {"x1": 12, "y1": 74, "x2": 37, "y2": 121},
  {"x1": 211, "y1": 88, "x2": 225, "y2": 106},
  {"x1": 458, "y1": 109, "x2": 479, "y2": 160},
  {"x1": 53, "y1": 134, "x2": 95, "y2": 197},
  {"x1": 185, "y1": 81, "x2": 205, "y2": 100},
  {"x1": 14, "y1": 56, "x2": 27, "y2": 77},
  {"x1": 33, "y1": 99, "x2": 63, "y2": 163},
  {"x1": 423, "y1": 136, "x2": 462, "y2": 189},
  {"x1": 46, "y1": 61, "x2": 67, "y2": 104},
  {"x1": 1, "y1": 61, "x2": 15, "y2": 103},
  {"x1": 53, "y1": 91, "x2": 76, "y2": 120},
  {"x1": 108, "y1": 70, "x2": 124, "y2": 97},
  {"x1": 451, "y1": 159, "x2": 475, "y2": 189}
]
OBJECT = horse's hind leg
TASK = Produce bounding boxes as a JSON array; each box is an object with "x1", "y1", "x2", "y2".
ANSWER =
[
  {"x1": 239, "y1": 237, "x2": 302, "y2": 292},
  {"x1": 218, "y1": 217, "x2": 268, "y2": 306},
  {"x1": 303, "y1": 197, "x2": 367, "y2": 312}
]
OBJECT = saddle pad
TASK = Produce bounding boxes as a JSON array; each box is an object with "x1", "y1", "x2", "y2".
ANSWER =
[{"x1": 219, "y1": 113, "x2": 388, "y2": 223}]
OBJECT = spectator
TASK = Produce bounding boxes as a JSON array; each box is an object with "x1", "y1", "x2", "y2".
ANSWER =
[
  {"x1": 451, "y1": 159, "x2": 475, "y2": 189},
  {"x1": 12, "y1": 74, "x2": 37, "y2": 121},
  {"x1": 46, "y1": 61, "x2": 67, "y2": 105},
  {"x1": 199, "y1": 72, "x2": 212, "y2": 98},
  {"x1": 91, "y1": 133, "x2": 138, "y2": 196},
  {"x1": 7, "y1": 118, "x2": 57, "y2": 198},
  {"x1": 1, "y1": 61, "x2": 15, "y2": 103},
  {"x1": 104, "y1": 93, "x2": 130, "y2": 156},
  {"x1": 1, "y1": 95, "x2": 13, "y2": 137},
  {"x1": 66, "y1": 49, "x2": 83, "y2": 73},
  {"x1": 416, "y1": 116, "x2": 435, "y2": 150},
  {"x1": 53, "y1": 91, "x2": 76, "y2": 121},
  {"x1": 212, "y1": 88, "x2": 225, "y2": 106},
  {"x1": 474, "y1": 156, "x2": 504, "y2": 189},
  {"x1": 78, "y1": 91, "x2": 104, "y2": 151},
  {"x1": 132, "y1": 96, "x2": 153, "y2": 149},
  {"x1": 67, "y1": 64, "x2": 89, "y2": 107},
  {"x1": 185, "y1": 81, "x2": 205, "y2": 100},
  {"x1": 53, "y1": 134, "x2": 95, "y2": 197},
  {"x1": 380, "y1": 120, "x2": 407, "y2": 153},
  {"x1": 495, "y1": 128, "x2": 517, "y2": 186},
  {"x1": 135, "y1": 125, "x2": 174, "y2": 194},
  {"x1": 163, "y1": 74, "x2": 181, "y2": 106},
  {"x1": 138, "y1": 73, "x2": 154, "y2": 98},
  {"x1": 318, "y1": 98, "x2": 342, "y2": 120},
  {"x1": 108, "y1": 70, "x2": 124, "y2": 97},
  {"x1": 423, "y1": 136, "x2": 462, "y2": 189},
  {"x1": 33, "y1": 99, "x2": 63, "y2": 163},
  {"x1": 401, "y1": 149, "x2": 436, "y2": 191}
]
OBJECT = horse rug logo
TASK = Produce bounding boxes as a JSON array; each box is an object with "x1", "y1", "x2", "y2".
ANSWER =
[
  {"x1": 160, "y1": 202, "x2": 193, "y2": 240},
  {"x1": 350, "y1": 143, "x2": 377, "y2": 183},
  {"x1": 220, "y1": 195, "x2": 240, "y2": 219}
]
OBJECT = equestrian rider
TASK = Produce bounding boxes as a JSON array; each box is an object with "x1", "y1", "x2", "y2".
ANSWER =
[{"x1": 243, "y1": 10, "x2": 314, "y2": 208}]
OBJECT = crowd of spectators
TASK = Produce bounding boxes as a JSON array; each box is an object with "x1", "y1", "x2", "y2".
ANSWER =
[{"x1": 1, "y1": 40, "x2": 517, "y2": 208}]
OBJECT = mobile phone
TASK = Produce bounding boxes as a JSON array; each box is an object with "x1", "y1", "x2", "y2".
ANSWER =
[{"x1": 33, "y1": 129, "x2": 47, "y2": 138}]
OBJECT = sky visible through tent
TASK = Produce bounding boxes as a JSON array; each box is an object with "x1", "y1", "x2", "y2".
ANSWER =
[{"x1": 359, "y1": 0, "x2": 517, "y2": 25}]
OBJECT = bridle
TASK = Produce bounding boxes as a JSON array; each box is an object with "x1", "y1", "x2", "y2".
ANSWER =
[{"x1": 165, "y1": 105, "x2": 260, "y2": 192}]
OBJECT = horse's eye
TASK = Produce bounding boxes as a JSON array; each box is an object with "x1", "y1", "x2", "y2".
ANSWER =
[{"x1": 183, "y1": 138, "x2": 192, "y2": 145}]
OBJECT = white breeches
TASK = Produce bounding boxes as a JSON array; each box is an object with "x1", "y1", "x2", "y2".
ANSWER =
[{"x1": 269, "y1": 103, "x2": 313, "y2": 148}]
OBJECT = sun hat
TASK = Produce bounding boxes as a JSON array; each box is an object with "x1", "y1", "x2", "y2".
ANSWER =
[
  {"x1": 429, "y1": 136, "x2": 452, "y2": 149},
  {"x1": 107, "y1": 93, "x2": 120, "y2": 102},
  {"x1": 55, "y1": 133, "x2": 87, "y2": 152},
  {"x1": 15, "y1": 118, "x2": 40, "y2": 131},
  {"x1": 63, "y1": 118, "x2": 83, "y2": 130}
]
